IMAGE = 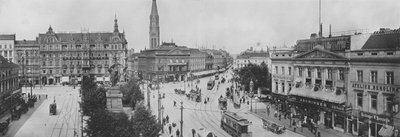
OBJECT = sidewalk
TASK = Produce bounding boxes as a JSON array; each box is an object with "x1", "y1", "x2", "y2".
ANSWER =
[{"x1": 250, "y1": 101, "x2": 356, "y2": 137}]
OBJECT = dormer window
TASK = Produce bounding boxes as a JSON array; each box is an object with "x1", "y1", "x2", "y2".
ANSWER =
[
  {"x1": 387, "y1": 52, "x2": 394, "y2": 55},
  {"x1": 371, "y1": 52, "x2": 378, "y2": 55},
  {"x1": 357, "y1": 53, "x2": 363, "y2": 56}
]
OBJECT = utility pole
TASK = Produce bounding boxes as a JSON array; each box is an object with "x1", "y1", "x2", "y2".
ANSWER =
[
  {"x1": 157, "y1": 81, "x2": 161, "y2": 126},
  {"x1": 180, "y1": 101, "x2": 183, "y2": 137}
]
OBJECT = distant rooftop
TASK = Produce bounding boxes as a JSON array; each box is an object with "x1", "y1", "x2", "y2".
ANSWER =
[{"x1": 0, "y1": 34, "x2": 15, "y2": 40}]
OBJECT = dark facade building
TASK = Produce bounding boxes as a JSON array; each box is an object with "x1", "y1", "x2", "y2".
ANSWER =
[
  {"x1": 0, "y1": 55, "x2": 21, "y2": 116},
  {"x1": 37, "y1": 18, "x2": 127, "y2": 85}
]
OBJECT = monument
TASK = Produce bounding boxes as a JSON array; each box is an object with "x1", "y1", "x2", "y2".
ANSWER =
[{"x1": 106, "y1": 64, "x2": 124, "y2": 113}]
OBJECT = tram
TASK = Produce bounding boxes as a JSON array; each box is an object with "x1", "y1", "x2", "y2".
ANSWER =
[
  {"x1": 221, "y1": 111, "x2": 252, "y2": 137},
  {"x1": 207, "y1": 79, "x2": 215, "y2": 90}
]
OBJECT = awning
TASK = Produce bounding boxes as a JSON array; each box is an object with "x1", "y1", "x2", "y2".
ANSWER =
[
  {"x1": 289, "y1": 87, "x2": 346, "y2": 104},
  {"x1": 379, "y1": 125, "x2": 394, "y2": 137}
]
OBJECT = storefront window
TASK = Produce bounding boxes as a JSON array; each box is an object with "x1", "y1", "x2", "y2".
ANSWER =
[{"x1": 370, "y1": 122, "x2": 376, "y2": 136}]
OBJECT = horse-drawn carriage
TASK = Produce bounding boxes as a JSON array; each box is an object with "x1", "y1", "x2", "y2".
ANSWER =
[
  {"x1": 262, "y1": 118, "x2": 286, "y2": 134},
  {"x1": 0, "y1": 118, "x2": 10, "y2": 135},
  {"x1": 188, "y1": 89, "x2": 201, "y2": 102},
  {"x1": 218, "y1": 96, "x2": 227, "y2": 110},
  {"x1": 174, "y1": 89, "x2": 186, "y2": 95}
]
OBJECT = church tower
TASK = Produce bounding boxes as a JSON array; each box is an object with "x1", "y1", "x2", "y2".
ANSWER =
[{"x1": 149, "y1": 0, "x2": 160, "y2": 49}]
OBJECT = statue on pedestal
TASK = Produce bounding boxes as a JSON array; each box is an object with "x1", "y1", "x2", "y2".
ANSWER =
[{"x1": 108, "y1": 63, "x2": 121, "y2": 87}]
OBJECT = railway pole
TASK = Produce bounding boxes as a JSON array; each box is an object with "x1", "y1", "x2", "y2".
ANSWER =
[{"x1": 180, "y1": 101, "x2": 183, "y2": 137}]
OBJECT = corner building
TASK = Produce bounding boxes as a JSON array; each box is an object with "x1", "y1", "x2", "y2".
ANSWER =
[{"x1": 37, "y1": 18, "x2": 127, "y2": 85}]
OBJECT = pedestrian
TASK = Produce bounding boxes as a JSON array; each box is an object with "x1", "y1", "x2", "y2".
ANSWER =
[
  {"x1": 174, "y1": 101, "x2": 176, "y2": 107},
  {"x1": 169, "y1": 124, "x2": 172, "y2": 134},
  {"x1": 176, "y1": 129, "x2": 180, "y2": 137},
  {"x1": 274, "y1": 110, "x2": 278, "y2": 117},
  {"x1": 166, "y1": 115, "x2": 169, "y2": 123},
  {"x1": 192, "y1": 129, "x2": 196, "y2": 137},
  {"x1": 279, "y1": 113, "x2": 282, "y2": 121}
]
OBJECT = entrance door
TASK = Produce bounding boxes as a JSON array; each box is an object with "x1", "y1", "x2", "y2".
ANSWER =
[{"x1": 49, "y1": 79, "x2": 54, "y2": 85}]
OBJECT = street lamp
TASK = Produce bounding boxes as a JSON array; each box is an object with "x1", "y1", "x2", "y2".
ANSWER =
[
  {"x1": 161, "y1": 105, "x2": 164, "y2": 133},
  {"x1": 249, "y1": 80, "x2": 254, "y2": 112}
]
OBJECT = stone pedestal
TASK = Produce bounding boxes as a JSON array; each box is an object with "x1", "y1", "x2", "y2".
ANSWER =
[{"x1": 106, "y1": 86, "x2": 123, "y2": 113}]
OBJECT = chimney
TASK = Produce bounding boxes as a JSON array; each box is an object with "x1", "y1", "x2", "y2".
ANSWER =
[
  {"x1": 329, "y1": 24, "x2": 332, "y2": 38},
  {"x1": 319, "y1": 23, "x2": 323, "y2": 37}
]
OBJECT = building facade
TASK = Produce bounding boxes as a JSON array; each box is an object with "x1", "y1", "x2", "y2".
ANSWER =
[
  {"x1": 138, "y1": 42, "x2": 190, "y2": 82},
  {"x1": 0, "y1": 55, "x2": 21, "y2": 116},
  {"x1": 188, "y1": 49, "x2": 206, "y2": 72},
  {"x1": 15, "y1": 40, "x2": 41, "y2": 85},
  {"x1": 235, "y1": 50, "x2": 270, "y2": 70},
  {"x1": 347, "y1": 29, "x2": 400, "y2": 137},
  {"x1": 37, "y1": 18, "x2": 127, "y2": 85},
  {"x1": 0, "y1": 34, "x2": 16, "y2": 63}
]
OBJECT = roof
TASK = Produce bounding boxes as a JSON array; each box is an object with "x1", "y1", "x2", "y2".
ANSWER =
[
  {"x1": 150, "y1": 0, "x2": 159, "y2": 16},
  {"x1": 362, "y1": 30, "x2": 400, "y2": 50},
  {"x1": 237, "y1": 51, "x2": 269, "y2": 59},
  {"x1": 15, "y1": 40, "x2": 37, "y2": 45},
  {"x1": 289, "y1": 87, "x2": 346, "y2": 104},
  {"x1": 0, "y1": 55, "x2": 19, "y2": 69},
  {"x1": 349, "y1": 57, "x2": 400, "y2": 63},
  {"x1": 38, "y1": 32, "x2": 126, "y2": 43},
  {"x1": 0, "y1": 34, "x2": 15, "y2": 40}
]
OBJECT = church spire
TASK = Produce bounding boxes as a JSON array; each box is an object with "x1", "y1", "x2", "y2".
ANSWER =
[
  {"x1": 114, "y1": 14, "x2": 119, "y2": 33},
  {"x1": 149, "y1": 0, "x2": 160, "y2": 49}
]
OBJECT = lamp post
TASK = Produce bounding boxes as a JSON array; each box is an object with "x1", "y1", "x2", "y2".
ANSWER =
[
  {"x1": 249, "y1": 80, "x2": 254, "y2": 112},
  {"x1": 161, "y1": 105, "x2": 164, "y2": 133}
]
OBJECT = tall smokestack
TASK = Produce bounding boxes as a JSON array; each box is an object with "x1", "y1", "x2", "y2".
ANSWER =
[
  {"x1": 329, "y1": 24, "x2": 332, "y2": 38},
  {"x1": 318, "y1": 0, "x2": 322, "y2": 37}
]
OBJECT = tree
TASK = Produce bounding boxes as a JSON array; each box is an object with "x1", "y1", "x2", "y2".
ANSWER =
[
  {"x1": 119, "y1": 78, "x2": 144, "y2": 109},
  {"x1": 85, "y1": 109, "x2": 134, "y2": 137},
  {"x1": 81, "y1": 76, "x2": 107, "y2": 116},
  {"x1": 131, "y1": 103, "x2": 161, "y2": 137},
  {"x1": 235, "y1": 63, "x2": 271, "y2": 92}
]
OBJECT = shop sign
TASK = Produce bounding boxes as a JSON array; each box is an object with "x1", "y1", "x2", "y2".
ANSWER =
[
  {"x1": 360, "y1": 112, "x2": 390, "y2": 123},
  {"x1": 352, "y1": 83, "x2": 400, "y2": 93}
]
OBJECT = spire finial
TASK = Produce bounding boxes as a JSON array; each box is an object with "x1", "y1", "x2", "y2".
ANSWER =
[{"x1": 114, "y1": 14, "x2": 119, "y2": 33}]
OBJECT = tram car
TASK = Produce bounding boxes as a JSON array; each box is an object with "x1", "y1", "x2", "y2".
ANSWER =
[
  {"x1": 207, "y1": 79, "x2": 215, "y2": 90},
  {"x1": 218, "y1": 96, "x2": 228, "y2": 110},
  {"x1": 221, "y1": 111, "x2": 252, "y2": 137}
]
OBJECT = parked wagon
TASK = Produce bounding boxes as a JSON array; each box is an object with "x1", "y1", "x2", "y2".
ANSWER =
[{"x1": 262, "y1": 118, "x2": 285, "y2": 134}]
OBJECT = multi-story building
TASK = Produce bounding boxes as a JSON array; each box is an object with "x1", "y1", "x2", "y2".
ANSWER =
[
  {"x1": 0, "y1": 55, "x2": 21, "y2": 116},
  {"x1": 15, "y1": 40, "x2": 41, "y2": 85},
  {"x1": 205, "y1": 52, "x2": 214, "y2": 70},
  {"x1": 188, "y1": 49, "x2": 206, "y2": 72},
  {"x1": 0, "y1": 34, "x2": 16, "y2": 63},
  {"x1": 270, "y1": 49, "x2": 295, "y2": 111},
  {"x1": 127, "y1": 52, "x2": 140, "y2": 79},
  {"x1": 138, "y1": 42, "x2": 190, "y2": 82},
  {"x1": 347, "y1": 29, "x2": 400, "y2": 137},
  {"x1": 234, "y1": 48, "x2": 270, "y2": 70},
  {"x1": 37, "y1": 18, "x2": 127, "y2": 85}
]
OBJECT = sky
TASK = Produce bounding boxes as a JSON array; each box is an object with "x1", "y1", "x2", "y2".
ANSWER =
[{"x1": 0, "y1": 0, "x2": 399, "y2": 54}]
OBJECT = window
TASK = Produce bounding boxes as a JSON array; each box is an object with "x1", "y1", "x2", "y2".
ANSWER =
[
  {"x1": 282, "y1": 67, "x2": 285, "y2": 75},
  {"x1": 385, "y1": 96, "x2": 393, "y2": 112},
  {"x1": 357, "y1": 53, "x2": 363, "y2": 56},
  {"x1": 370, "y1": 71, "x2": 377, "y2": 83},
  {"x1": 357, "y1": 92, "x2": 363, "y2": 107},
  {"x1": 9, "y1": 51, "x2": 12, "y2": 56},
  {"x1": 317, "y1": 68, "x2": 321, "y2": 78},
  {"x1": 298, "y1": 67, "x2": 303, "y2": 77},
  {"x1": 386, "y1": 71, "x2": 394, "y2": 84},
  {"x1": 63, "y1": 69, "x2": 66, "y2": 74},
  {"x1": 371, "y1": 94, "x2": 377, "y2": 110},
  {"x1": 328, "y1": 69, "x2": 333, "y2": 79},
  {"x1": 357, "y1": 70, "x2": 363, "y2": 82},
  {"x1": 371, "y1": 52, "x2": 378, "y2": 55},
  {"x1": 49, "y1": 70, "x2": 53, "y2": 74},
  {"x1": 387, "y1": 52, "x2": 394, "y2": 55},
  {"x1": 42, "y1": 70, "x2": 46, "y2": 74},
  {"x1": 275, "y1": 82, "x2": 278, "y2": 92},
  {"x1": 306, "y1": 68, "x2": 312, "y2": 77},
  {"x1": 98, "y1": 68, "x2": 101, "y2": 73},
  {"x1": 0, "y1": 45, "x2": 2, "y2": 49},
  {"x1": 281, "y1": 82, "x2": 285, "y2": 93},
  {"x1": 275, "y1": 66, "x2": 278, "y2": 74},
  {"x1": 339, "y1": 69, "x2": 344, "y2": 80},
  {"x1": 42, "y1": 61, "x2": 46, "y2": 66},
  {"x1": 288, "y1": 67, "x2": 292, "y2": 75}
]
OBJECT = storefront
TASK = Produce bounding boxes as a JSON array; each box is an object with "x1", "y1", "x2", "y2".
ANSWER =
[{"x1": 357, "y1": 111, "x2": 393, "y2": 137}]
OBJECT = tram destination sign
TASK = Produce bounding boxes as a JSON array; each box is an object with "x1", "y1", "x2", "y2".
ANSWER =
[{"x1": 352, "y1": 83, "x2": 400, "y2": 93}]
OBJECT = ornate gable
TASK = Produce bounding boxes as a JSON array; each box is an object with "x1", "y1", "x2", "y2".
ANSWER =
[{"x1": 167, "y1": 48, "x2": 185, "y2": 55}]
